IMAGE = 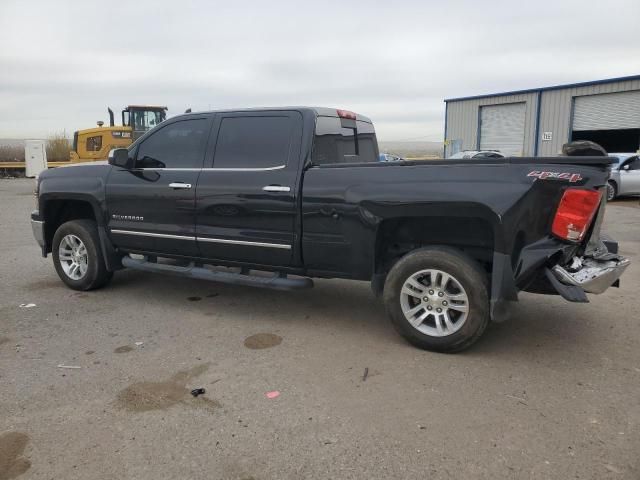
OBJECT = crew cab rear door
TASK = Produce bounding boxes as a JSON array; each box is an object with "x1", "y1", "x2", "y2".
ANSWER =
[{"x1": 195, "y1": 110, "x2": 303, "y2": 266}]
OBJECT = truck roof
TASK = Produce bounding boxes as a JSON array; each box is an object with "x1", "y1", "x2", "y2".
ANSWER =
[{"x1": 179, "y1": 106, "x2": 373, "y2": 123}]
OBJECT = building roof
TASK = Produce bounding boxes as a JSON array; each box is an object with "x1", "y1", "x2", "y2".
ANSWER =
[{"x1": 444, "y1": 74, "x2": 640, "y2": 103}]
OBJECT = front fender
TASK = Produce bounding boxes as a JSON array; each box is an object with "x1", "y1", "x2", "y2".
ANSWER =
[{"x1": 39, "y1": 173, "x2": 108, "y2": 226}]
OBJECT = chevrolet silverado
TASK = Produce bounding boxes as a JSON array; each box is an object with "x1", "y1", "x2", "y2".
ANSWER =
[{"x1": 31, "y1": 107, "x2": 629, "y2": 352}]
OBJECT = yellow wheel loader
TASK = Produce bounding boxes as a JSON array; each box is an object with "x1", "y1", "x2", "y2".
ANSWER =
[{"x1": 70, "y1": 105, "x2": 167, "y2": 162}]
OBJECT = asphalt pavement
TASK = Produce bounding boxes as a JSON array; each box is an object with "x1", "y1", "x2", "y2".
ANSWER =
[{"x1": 1, "y1": 178, "x2": 639, "y2": 479}]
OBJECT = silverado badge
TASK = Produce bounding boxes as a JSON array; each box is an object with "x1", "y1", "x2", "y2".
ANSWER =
[{"x1": 112, "y1": 214, "x2": 144, "y2": 221}]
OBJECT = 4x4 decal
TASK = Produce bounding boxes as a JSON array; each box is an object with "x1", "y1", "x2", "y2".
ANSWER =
[{"x1": 528, "y1": 171, "x2": 583, "y2": 183}]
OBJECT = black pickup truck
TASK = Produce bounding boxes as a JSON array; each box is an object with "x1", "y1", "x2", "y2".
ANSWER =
[{"x1": 31, "y1": 107, "x2": 629, "y2": 352}]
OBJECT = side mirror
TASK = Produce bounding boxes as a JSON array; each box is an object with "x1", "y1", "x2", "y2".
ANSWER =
[
  {"x1": 623, "y1": 164, "x2": 630, "y2": 171},
  {"x1": 108, "y1": 148, "x2": 133, "y2": 168}
]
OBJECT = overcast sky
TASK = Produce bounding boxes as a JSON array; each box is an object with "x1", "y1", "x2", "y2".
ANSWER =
[{"x1": 1, "y1": 0, "x2": 639, "y2": 141}]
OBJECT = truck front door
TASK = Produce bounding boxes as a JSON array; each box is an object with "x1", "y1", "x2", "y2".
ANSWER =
[
  {"x1": 195, "y1": 111, "x2": 303, "y2": 267},
  {"x1": 106, "y1": 116, "x2": 212, "y2": 256}
]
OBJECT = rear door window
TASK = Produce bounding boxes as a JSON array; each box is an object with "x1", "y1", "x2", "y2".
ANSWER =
[
  {"x1": 136, "y1": 118, "x2": 209, "y2": 169},
  {"x1": 312, "y1": 116, "x2": 378, "y2": 165},
  {"x1": 213, "y1": 116, "x2": 294, "y2": 168}
]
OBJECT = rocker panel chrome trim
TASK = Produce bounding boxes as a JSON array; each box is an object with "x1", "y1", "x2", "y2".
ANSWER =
[
  {"x1": 110, "y1": 229, "x2": 196, "y2": 241},
  {"x1": 110, "y1": 229, "x2": 291, "y2": 249},
  {"x1": 197, "y1": 236, "x2": 291, "y2": 249}
]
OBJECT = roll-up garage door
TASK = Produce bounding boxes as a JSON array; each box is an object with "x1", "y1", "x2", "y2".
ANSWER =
[
  {"x1": 573, "y1": 90, "x2": 640, "y2": 131},
  {"x1": 479, "y1": 103, "x2": 525, "y2": 156}
]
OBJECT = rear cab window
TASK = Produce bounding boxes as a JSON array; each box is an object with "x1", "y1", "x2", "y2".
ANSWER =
[{"x1": 312, "y1": 115, "x2": 378, "y2": 165}]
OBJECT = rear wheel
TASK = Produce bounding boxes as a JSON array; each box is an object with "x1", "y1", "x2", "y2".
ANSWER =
[
  {"x1": 52, "y1": 220, "x2": 113, "y2": 291},
  {"x1": 606, "y1": 181, "x2": 617, "y2": 202},
  {"x1": 383, "y1": 247, "x2": 489, "y2": 353}
]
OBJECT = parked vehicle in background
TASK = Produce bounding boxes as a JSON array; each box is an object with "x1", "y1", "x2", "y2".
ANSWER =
[
  {"x1": 607, "y1": 153, "x2": 640, "y2": 201},
  {"x1": 379, "y1": 153, "x2": 404, "y2": 162},
  {"x1": 448, "y1": 150, "x2": 504, "y2": 159},
  {"x1": 31, "y1": 107, "x2": 629, "y2": 353}
]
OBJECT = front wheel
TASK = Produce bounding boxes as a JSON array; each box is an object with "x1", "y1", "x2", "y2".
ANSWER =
[
  {"x1": 52, "y1": 219, "x2": 113, "y2": 291},
  {"x1": 383, "y1": 247, "x2": 489, "y2": 353}
]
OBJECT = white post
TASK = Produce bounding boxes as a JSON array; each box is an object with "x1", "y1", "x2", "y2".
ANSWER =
[{"x1": 24, "y1": 140, "x2": 47, "y2": 178}]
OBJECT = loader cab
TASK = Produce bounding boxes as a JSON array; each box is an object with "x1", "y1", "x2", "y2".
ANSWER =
[{"x1": 122, "y1": 105, "x2": 167, "y2": 140}]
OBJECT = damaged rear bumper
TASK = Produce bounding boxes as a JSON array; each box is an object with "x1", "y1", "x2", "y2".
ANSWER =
[
  {"x1": 548, "y1": 192, "x2": 629, "y2": 299},
  {"x1": 552, "y1": 256, "x2": 630, "y2": 294},
  {"x1": 547, "y1": 188, "x2": 631, "y2": 301},
  {"x1": 516, "y1": 192, "x2": 630, "y2": 306}
]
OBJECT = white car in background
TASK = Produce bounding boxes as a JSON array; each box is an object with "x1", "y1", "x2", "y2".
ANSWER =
[
  {"x1": 448, "y1": 150, "x2": 505, "y2": 159},
  {"x1": 607, "y1": 153, "x2": 640, "y2": 201},
  {"x1": 378, "y1": 153, "x2": 404, "y2": 162}
]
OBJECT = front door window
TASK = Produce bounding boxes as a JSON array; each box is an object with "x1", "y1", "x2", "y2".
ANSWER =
[{"x1": 135, "y1": 119, "x2": 209, "y2": 169}]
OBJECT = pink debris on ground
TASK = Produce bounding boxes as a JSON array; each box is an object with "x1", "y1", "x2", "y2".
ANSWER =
[{"x1": 265, "y1": 391, "x2": 280, "y2": 399}]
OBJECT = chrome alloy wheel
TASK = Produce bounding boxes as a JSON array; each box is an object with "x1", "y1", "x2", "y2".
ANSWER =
[
  {"x1": 58, "y1": 234, "x2": 88, "y2": 280},
  {"x1": 400, "y1": 269, "x2": 469, "y2": 337}
]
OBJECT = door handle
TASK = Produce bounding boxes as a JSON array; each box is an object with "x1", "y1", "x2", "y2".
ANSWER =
[
  {"x1": 262, "y1": 185, "x2": 291, "y2": 192},
  {"x1": 169, "y1": 182, "x2": 192, "y2": 189}
]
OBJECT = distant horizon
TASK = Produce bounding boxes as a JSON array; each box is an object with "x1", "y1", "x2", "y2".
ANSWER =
[{"x1": 0, "y1": 137, "x2": 444, "y2": 145}]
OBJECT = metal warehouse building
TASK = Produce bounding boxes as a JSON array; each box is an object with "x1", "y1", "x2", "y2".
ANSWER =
[{"x1": 444, "y1": 74, "x2": 640, "y2": 157}]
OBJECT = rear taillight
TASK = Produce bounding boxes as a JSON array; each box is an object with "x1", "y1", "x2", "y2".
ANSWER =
[{"x1": 552, "y1": 189, "x2": 601, "y2": 242}]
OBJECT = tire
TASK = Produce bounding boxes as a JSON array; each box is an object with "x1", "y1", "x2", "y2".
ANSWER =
[
  {"x1": 383, "y1": 247, "x2": 489, "y2": 353},
  {"x1": 52, "y1": 219, "x2": 113, "y2": 291},
  {"x1": 606, "y1": 181, "x2": 617, "y2": 202}
]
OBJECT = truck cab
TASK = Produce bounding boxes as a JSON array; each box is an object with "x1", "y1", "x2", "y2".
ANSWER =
[{"x1": 104, "y1": 107, "x2": 377, "y2": 267}]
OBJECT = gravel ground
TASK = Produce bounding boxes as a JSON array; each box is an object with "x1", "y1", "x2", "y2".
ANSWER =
[{"x1": 1, "y1": 178, "x2": 639, "y2": 480}]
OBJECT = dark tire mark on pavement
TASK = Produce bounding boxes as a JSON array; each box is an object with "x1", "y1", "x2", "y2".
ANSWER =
[
  {"x1": 0, "y1": 432, "x2": 30, "y2": 480},
  {"x1": 116, "y1": 364, "x2": 220, "y2": 413},
  {"x1": 244, "y1": 333, "x2": 282, "y2": 350}
]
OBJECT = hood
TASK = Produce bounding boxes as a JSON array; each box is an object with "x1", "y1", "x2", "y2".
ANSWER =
[
  {"x1": 39, "y1": 161, "x2": 112, "y2": 180},
  {"x1": 58, "y1": 160, "x2": 109, "y2": 168}
]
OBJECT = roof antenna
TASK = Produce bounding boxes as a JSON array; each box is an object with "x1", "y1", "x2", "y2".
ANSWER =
[{"x1": 184, "y1": 108, "x2": 192, "y2": 113}]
